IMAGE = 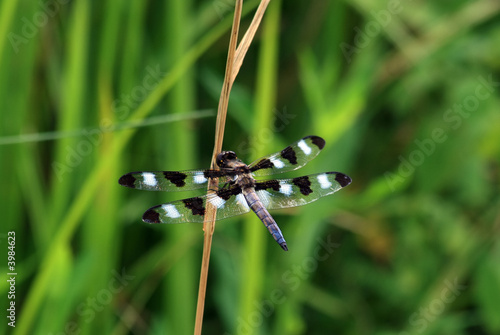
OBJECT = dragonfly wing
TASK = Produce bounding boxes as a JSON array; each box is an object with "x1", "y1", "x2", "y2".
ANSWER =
[
  {"x1": 249, "y1": 135, "x2": 325, "y2": 176},
  {"x1": 142, "y1": 185, "x2": 252, "y2": 223},
  {"x1": 118, "y1": 169, "x2": 232, "y2": 192},
  {"x1": 254, "y1": 172, "x2": 351, "y2": 210}
]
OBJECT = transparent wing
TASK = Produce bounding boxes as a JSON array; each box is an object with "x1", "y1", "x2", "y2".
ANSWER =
[
  {"x1": 118, "y1": 169, "x2": 233, "y2": 192},
  {"x1": 142, "y1": 186, "x2": 251, "y2": 223},
  {"x1": 249, "y1": 135, "x2": 325, "y2": 176},
  {"x1": 253, "y1": 172, "x2": 351, "y2": 210}
]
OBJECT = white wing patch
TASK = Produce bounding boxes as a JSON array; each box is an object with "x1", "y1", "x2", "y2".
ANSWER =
[
  {"x1": 162, "y1": 204, "x2": 181, "y2": 218},
  {"x1": 142, "y1": 172, "x2": 158, "y2": 187},
  {"x1": 297, "y1": 139, "x2": 312, "y2": 155},
  {"x1": 317, "y1": 173, "x2": 332, "y2": 189},
  {"x1": 193, "y1": 172, "x2": 207, "y2": 184},
  {"x1": 236, "y1": 193, "x2": 250, "y2": 210},
  {"x1": 279, "y1": 181, "x2": 293, "y2": 196},
  {"x1": 209, "y1": 195, "x2": 226, "y2": 208},
  {"x1": 270, "y1": 157, "x2": 285, "y2": 169}
]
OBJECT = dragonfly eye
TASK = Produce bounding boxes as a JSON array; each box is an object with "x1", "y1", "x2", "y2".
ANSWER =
[
  {"x1": 225, "y1": 151, "x2": 237, "y2": 160},
  {"x1": 216, "y1": 151, "x2": 237, "y2": 167}
]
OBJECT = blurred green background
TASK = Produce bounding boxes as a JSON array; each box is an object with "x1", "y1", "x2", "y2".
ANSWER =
[{"x1": 1, "y1": 0, "x2": 499, "y2": 334}]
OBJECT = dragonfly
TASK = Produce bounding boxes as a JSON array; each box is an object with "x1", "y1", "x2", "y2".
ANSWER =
[{"x1": 118, "y1": 135, "x2": 351, "y2": 251}]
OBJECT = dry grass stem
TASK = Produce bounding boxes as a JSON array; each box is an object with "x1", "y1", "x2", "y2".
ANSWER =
[
  {"x1": 194, "y1": 1, "x2": 243, "y2": 334},
  {"x1": 232, "y1": 0, "x2": 271, "y2": 84},
  {"x1": 194, "y1": 1, "x2": 272, "y2": 333}
]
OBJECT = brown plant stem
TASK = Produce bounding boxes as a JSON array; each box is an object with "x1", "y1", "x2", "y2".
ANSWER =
[
  {"x1": 193, "y1": 1, "x2": 273, "y2": 333},
  {"x1": 194, "y1": 1, "x2": 242, "y2": 334}
]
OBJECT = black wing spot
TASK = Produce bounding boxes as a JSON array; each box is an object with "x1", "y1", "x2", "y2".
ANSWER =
[
  {"x1": 203, "y1": 170, "x2": 225, "y2": 178},
  {"x1": 183, "y1": 197, "x2": 205, "y2": 216},
  {"x1": 255, "y1": 180, "x2": 280, "y2": 192},
  {"x1": 119, "y1": 173, "x2": 136, "y2": 188},
  {"x1": 292, "y1": 176, "x2": 313, "y2": 196},
  {"x1": 143, "y1": 208, "x2": 161, "y2": 223},
  {"x1": 163, "y1": 171, "x2": 187, "y2": 187},
  {"x1": 217, "y1": 185, "x2": 242, "y2": 200},
  {"x1": 335, "y1": 173, "x2": 352, "y2": 187},
  {"x1": 250, "y1": 158, "x2": 274, "y2": 172},
  {"x1": 280, "y1": 146, "x2": 298, "y2": 165},
  {"x1": 308, "y1": 136, "x2": 325, "y2": 150}
]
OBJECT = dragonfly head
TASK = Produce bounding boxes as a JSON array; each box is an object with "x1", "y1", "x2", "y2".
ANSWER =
[{"x1": 216, "y1": 151, "x2": 238, "y2": 168}]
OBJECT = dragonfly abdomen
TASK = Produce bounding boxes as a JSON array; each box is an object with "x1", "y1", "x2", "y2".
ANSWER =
[{"x1": 244, "y1": 189, "x2": 288, "y2": 251}]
